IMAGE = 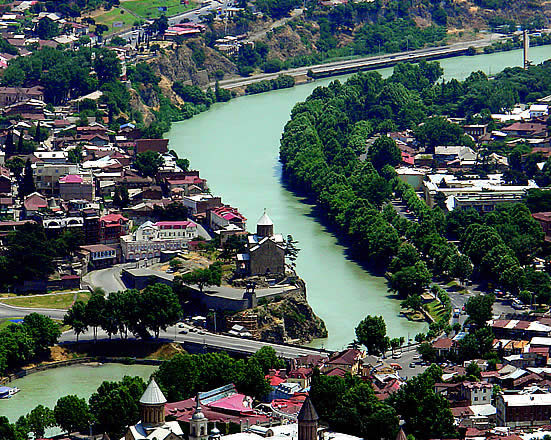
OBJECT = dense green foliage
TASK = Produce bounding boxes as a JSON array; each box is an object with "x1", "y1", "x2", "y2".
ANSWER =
[
  {"x1": 355, "y1": 315, "x2": 389, "y2": 355},
  {"x1": 0, "y1": 313, "x2": 60, "y2": 376},
  {"x1": 245, "y1": 75, "x2": 295, "y2": 94},
  {"x1": 153, "y1": 350, "x2": 277, "y2": 401}
]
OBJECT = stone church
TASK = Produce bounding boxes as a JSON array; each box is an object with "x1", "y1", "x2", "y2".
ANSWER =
[{"x1": 237, "y1": 211, "x2": 286, "y2": 277}]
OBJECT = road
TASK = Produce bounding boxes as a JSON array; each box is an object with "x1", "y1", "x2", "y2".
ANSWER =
[
  {"x1": 0, "y1": 302, "x2": 67, "y2": 320},
  {"x1": 59, "y1": 325, "x2": 330, "y2": 359},
  {"x1": 82, "y1": 265, "x2": 127, "y2": 293},
  {"x1": 210, "y1": 34, "x2": 505, "y2": 90}
]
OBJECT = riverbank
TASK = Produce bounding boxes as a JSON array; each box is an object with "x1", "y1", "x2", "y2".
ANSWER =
[{"x1": 167, "y1": 45, "x2": 551, "y2": 350}]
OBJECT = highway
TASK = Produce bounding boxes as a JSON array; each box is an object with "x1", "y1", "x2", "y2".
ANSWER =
[
  {"x1": 209, "y1": 35, "x2": 505, "y2": 90},
  {"x1": 59, "y1": 325, "x2": 331, "y2": 359}
]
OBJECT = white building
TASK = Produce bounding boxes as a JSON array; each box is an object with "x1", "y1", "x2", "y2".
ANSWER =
[{"x1": 120, "y1": 220, "x2": 198, "y2": 261}]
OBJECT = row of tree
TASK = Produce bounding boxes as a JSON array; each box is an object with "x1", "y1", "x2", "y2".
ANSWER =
[{"x1": 64, "y1": 284, "x2": 181, "y2": 340}]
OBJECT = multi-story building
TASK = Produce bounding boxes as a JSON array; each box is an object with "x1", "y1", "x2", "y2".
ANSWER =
[
  {"x1": 496, "y1": 390, "x2": 551, "y2": 427},
  {"x1": 59, "y1": 174, "x2": 94, "y2": 201},
  {"x1": 208, "y1": 205, "x2": 247, "y2": 231},
  {"x1": 80, "y1": 244, "x2": 117, "y2": 268},
  {"x1": 120, "y1": 220, "x2": 198, "y2": 261},
  {"x1": 34, "y1": 163, "x2": 79, "y2": 197},
  {"x1": 461, "y1": 381, "x2": 493, "y2": 406},
  {"x1": 100, "y1": 213, "x2": 129, "y2": 245}
]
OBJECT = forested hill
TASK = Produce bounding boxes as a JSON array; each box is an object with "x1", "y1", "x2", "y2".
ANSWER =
[{"x1": 279, "y1": 60, "x2": 551, "y2": 327}]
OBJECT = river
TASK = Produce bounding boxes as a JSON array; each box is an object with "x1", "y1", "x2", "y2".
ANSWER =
[
  {"x1": 0, "y1": 363, "x2": 157, "y2": 424},
  {"x1": 168, "y1": 46, "x2": 551, "y2": 351}
]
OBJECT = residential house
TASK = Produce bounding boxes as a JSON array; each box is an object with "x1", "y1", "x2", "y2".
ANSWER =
[
  {"x1": 34, "y1": 163, "x2": 79, "y2": 196},
  {"x1": 208, "y1": 205, "x2": 247, "y2": 231},
  {"x1": 461, "y1": 381, "x2": 493, "y2": 406},
  {"x1": 100, "y1": 213, "x2": 129, "y2": 244},
  {"x1": 0, "y1": 86, "x2": 44, "y2": 106},
  {"x1": 59, "y1": 174, "x2": 94, "y2": 201},
  {"x1": 324, "y1": 349, "x2": 363, "y2": 375},
  {"x1": 502, "y1": 122, "x2": 547, "y2": 138},
  {"x1": 80, "y1": 244, "x2": 117, "y2": 269},
  {"x1": 496, "y1": 389, "x2": 551, "y2": 428},
  {"x1": 0, "y1": 166, "x2": 11, "y2": 194},
  {"x1": 532, "y1": 212, "x2": 551, "y2": 241},
  {"x1": 135, "y1": 138, "x2": 169, "y2": 155},
  {"x1": 23, "y1": 192, "x2": 47, "y2": 218}
]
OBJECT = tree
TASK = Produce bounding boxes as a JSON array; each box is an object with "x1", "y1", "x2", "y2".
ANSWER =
[
  {"x1": 368, "y1": 136, "x2": 401, "y2": 171},
  {"x1": 390, "y1": 365, "x2": 456, "y2": 440},
  {"x1": 6, "y1": 157, "x2": 24, "y2": 180},
  {"x1": 465, "y1": 294, "x2": 494, "y2": 328},
  {"x1": 466, "y1": 361, "x2": 481, "y2": 380},
  {"x1": 85, "y1": 292, "x2": 106, "y2": 341},
  {"x1": 355, "y1": 315, "x2": 389, "y2": 355},
  {"x1": 67, "y1": 146, "x2": 83, "y2": 164},
  {"x1": 0, "y1": 417, "x2": 17, "y2": 440},
  {"x1": 451, "y1": 254, "x2": 473, "y2": 284},
  {"x1": 64, "y1": 300, "x2": 88, "y2": 341},
  {"x1": 169, "y1": 258, "x2": 183, "y2": 271},
  {"x1": 284, "y1": 235, "x2": 300, "y2": 268},
  {"x1": 23, "y1": 313, "x2": 60, "y2": 354},
  {"x1": 180, "y1": 263, "x2": 222, "y2": 293},
  {"x1": 94, "y1": 49, "x2": 122, "y2": 83},
  {"x1": 250, "y1": 346, "x2": 284, "y2": 373},
  {"x1": 390, "y1": 261, "x2": 431, "y2": 297},
  {"x1": 23, "y1": 405, "x2": 55, "y2": 437},
  {"x1": 134, "y1": 151, "x2": 163, "y2": 177},
  {"x1": 417, "y1": 342, "x2": 437, "y2": 362},
  {"x1": 139, "y1": 284, "x2": 181, "y2": 338},
  {"x1": 36, "y1": 17, "x2": 60, "y2": 39},
  {"x1": 1, "y1": 223, "x2": 55, "y2": 285},
  {"x1": 89, "y1": 376, "x2": 146, "y2": 438},
  {"x1": 54, "y1": 395, "x2": 92, "y2": 434},
  {"x1": 20, "y1": 159, "x2": 35, "y2": 199}
]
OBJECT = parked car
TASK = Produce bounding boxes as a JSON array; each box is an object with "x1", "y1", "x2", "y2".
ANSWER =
[
  {"x1": 409, "y1": 362, "x2": 416, "y2": 368},
  {"x1": 390, "y1": 363, "x2": 402, "y2": 370}
]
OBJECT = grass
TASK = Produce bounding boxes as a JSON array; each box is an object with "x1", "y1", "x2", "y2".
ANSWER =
[
  {"x1": 0, "y1": 291, "x2": 91, "y2": 309},
  {"x1": 426, "y1": 299, "x2": 447, "y2": 321},
  {"x1": 93, "y1": 8, "x2": 138, "y2": 35},
  {"x1": 0, "y1": 318, "x2": 20, "y2": 330},
  {"x1": 121, "y1": 0, "x2": 195, "y2": 19}
]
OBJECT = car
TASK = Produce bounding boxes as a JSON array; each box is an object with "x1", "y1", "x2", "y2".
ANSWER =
[
  {"x1": 392, "y1": 352, "x2": 402, "y2": 359},
  {"x1": 178, "y1": 323, "x2": 185, "y2": 328},
  {"x1": 413, "y1": 354, "x2": 420, "y2": 360},
  {"x1": 198, "y1": 330, "x2": 206, "y2": 335},
  {"x1": 179, "y1": 329, "x2": 188, "y2": 334},
  {"x1": 390, "y1": 363, "x2": 402, "y2": 370},
  {"x1": 409, "y1": 362, "x2": 416, "y2": 368},
  {"x1": 453, "y1": 308, "x2": 460, "y2": 317}
]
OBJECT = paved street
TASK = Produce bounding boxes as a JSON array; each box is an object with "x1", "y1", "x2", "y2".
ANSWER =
[
  {"x1": 59, "y1": 325, "x2": 330, "y2": 359},
  {"x1": 82, "y1": 265, "x2": 128, "y2": 293}
]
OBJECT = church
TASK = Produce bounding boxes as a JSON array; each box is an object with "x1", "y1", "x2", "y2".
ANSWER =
[
  {"x1": 123, "y1": 380, "x2": 362, "y2": 440},
  {"x1": 236, "y1": 211, "x2": 286, "y2": 277}
]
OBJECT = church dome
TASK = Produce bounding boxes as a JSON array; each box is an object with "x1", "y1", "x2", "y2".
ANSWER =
[
  {"x1": 139, "y1": 379, "x2": 167, "y2": 405},
  {"x1": 257, "y1": 211, "x2": 273, "y2": 226}
]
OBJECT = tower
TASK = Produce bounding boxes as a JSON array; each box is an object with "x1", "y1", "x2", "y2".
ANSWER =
[
  {"x1": 298, "y1": 397, "x2": 319, "y2": 440},
  {"x1": 190, "y1": 394, "x2": 208, "y2": 440},
  {"x1": 139, "y1": 378, "x2": 167, "y2": 427},
  {"x1": 256, "y1": 210, "x2": 274, "y2": 238}
]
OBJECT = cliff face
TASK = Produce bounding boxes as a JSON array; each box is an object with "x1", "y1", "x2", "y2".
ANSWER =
[
  {"x1": 236, "y1": 282, "x2": 327, "y2": 344},
  {"x1": 151, "y1": 39, "x2": 238, "y2": 87}
]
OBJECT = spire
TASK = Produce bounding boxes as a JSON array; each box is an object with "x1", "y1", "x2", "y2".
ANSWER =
[
  {"x1": 257, "y1": 209, "x2": 273, "y2": 226},
  {"x1": 139, "y1": 378, "x2": 167, "y2": 405},
  {"x1": 297, "y1": 396, "x2": 319, "y2": 422},
  {"x1": 192, "y1": 393, "x2": 206, "y2": 420}
]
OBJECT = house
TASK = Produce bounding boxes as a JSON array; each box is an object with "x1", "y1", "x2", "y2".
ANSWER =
[
  {"x1": 529, "y1": 104, "x2": 548, "y2": 119},
  {"x1": 463, "y1": 124, "x2": 488, "y2": 139},
  {"x1": 100, "y1": 213, "x2": 130, "y2": 244},
  {"x1": 208, "y1": 206, "x2": 247, "y2": 231},
  {"x1": 135, "y1": 138, "x2": 169, "y2": 155},
  {"x1": 80, "y1": 244, "x2": 117, "y2": 268},
  {"x1": 433, "y1": 337, "x2": 454, "y2": 358},
  {"x1": 0, "y1": 86, "x2": 44, "y2": 106},
  {"x1": 502, "y1": 122, "x2": 547, "y2": 138},
  {"x1": 23, "y1": 192, "x2": 48, "y2": 218},
  {"x1": 34, "y1": 163, "x2": 79, "y2": 196},
  {"x1": 59, "y1": 174, "x2": 94, "y2": 201},
  {"x1": 324, "y1": 349, "x2": 363, "y2": 375},
  {"x1": 287, "y1": 368, "x2": 313, "y2": 388},
  {"x1": 461, "y1": 381, "x2": 493, "y2": 406}
]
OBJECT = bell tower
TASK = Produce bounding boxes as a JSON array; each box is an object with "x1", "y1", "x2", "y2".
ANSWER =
[
  {"x1": 298, "y1": 397, "x2": 319, "y2": 440},
  {"x1": 190, "y1": 394, "x2": 208, "y2": 440},
  {"x1": 256, "y1": 210, "x2": 274, "y2": 238}
]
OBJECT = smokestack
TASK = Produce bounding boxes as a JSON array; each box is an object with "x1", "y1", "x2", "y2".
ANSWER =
[{"x1": 523, "y1": 30, "x2": 530, "y2": 69}]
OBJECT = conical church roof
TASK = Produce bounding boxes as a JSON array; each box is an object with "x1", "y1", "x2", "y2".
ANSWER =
[
  {"x1": 139, "y1": 378, "x2": 167, "y2": 405},
  {"x1": 297, "y1": 396, "x2": 319, "y2": 422},
  {"x1": 257, "y1": 210, "x2": 273, "y2": 226}
]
